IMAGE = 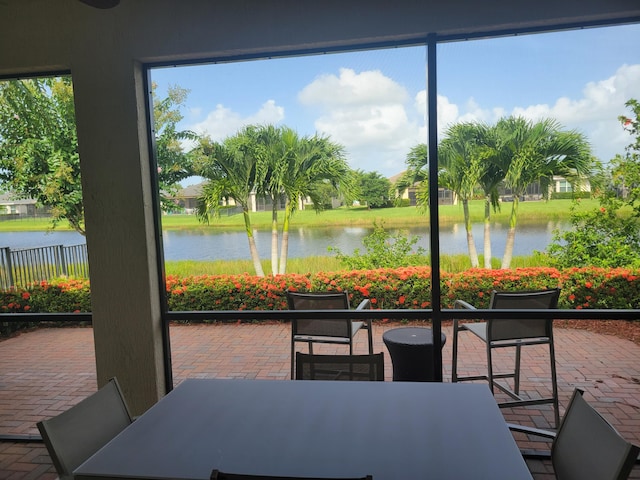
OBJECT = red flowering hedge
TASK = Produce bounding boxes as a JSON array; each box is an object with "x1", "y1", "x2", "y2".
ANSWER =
[
  {"x1": 0, "y1": 279, "x2": 91, "y2": 314},
  {"x1": 2, "y1": 267, "x2": 640, "y2": 315},
  {"x1": 443, "y1": 267, "x2": 564, "y2": 308},
  {"x1": 166, "y1": 273, "x2": 311, "y2": 311},
  {"x1": 161, "y1": 266, "x2": 640, "y2": 312}
]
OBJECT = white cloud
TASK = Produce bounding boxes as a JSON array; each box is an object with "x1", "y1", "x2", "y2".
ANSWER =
[
  {"x1": 509, "y1": 64, "x2": 640, "y2": 161},
  {"x1": 189, "y1": 100, "x2": 285, "y2": 141},
  {"x1": 429, "y1": 64, "x2": 640, "y2": 162},
  {"x1": 414, "y1": 91, "x2": 508, "y2": 140},
  {"x1": 299, "y1": 68, "x2": 408, "y2": 107},
  {"x1": 183, "y1": 63, "x2": 640, "y2": 180},
  {"x1": 298, "y1": 68, "x2": 424, "y2": 176}
]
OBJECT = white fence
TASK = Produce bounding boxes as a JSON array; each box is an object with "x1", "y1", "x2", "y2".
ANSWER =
[{"x1": 0, "y1": 244, "x2": 89, "y2": 289}]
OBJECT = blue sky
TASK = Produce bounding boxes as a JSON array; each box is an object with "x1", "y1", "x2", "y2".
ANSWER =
[{"x1": 151, "y1": 23, "x2": 640, "y2": 182}]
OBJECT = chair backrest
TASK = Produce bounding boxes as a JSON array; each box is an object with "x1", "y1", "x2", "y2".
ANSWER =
[
  {"x1": 295, "y1": 352, "x2": 385, "y2": 381},
  {"x1": 487, "y1": 288, "x2": 560, "y2": 341},
  {"x1": 552, "y1": 389, "x2": 640, "y2": 480},
  {"x1": 37, "y1": 377, "x2": 133, "y2": 480},
  {"x1": 211, "y1": 469, "x2": 372, "y2": 480},
  {"x1": 287, "y1": 291, "x2": 352, "y2": 338}
]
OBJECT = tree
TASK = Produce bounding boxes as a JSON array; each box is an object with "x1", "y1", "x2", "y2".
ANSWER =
[
  {"x1": 277, "y1": 129, "x2": 357, "y2": 274},
  {"x1": 193, "y1": 124, "x2": 355, "y2": 276},
  {"x1": 356, "y1": 170, "x2": 391, "y2": 208},
  {"x1": 153, "y1": 84, "x2": 198, "y2": 211},
  {"x1": 0, "y1": 78, "x2": 196, "y2": 234},
  {"x1": 438, "y1": 123, "x2": 488, "y2": 268},
  {"x1": 394, "y1": 143, "x2": 428, "y2": 209},
  {"x1": 547, "y1": 98, "x2": 640, "y2": 268},
  {"x1": 613, "y1": 99, "x2": 640, "y2": 214},
  {"x1": 398, "y1": 133, "x2": 498, "y2": 269},
  {"x1": 546, "y1": 201, "x2": 640, "y2": 268},
  {"x1": 0, "y1": 78, "x2": 85, "y2": 233},
  {"x1": 474, "y1": 124, "x2": 504, "y2": 268},
  {"x1": 246, "y1": 124, "x2": 286, "y2": 276},
  {"x1": 489, "y1": 117, "x2": 592, "y2": 269},
  {"x1": 193, "y1": 130, "x2": 267, "y2": 277}
]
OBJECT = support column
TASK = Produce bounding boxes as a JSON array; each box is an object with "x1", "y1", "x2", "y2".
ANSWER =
[{"x1": 72, "y1": 53, "x2": 166, "y2": 415}]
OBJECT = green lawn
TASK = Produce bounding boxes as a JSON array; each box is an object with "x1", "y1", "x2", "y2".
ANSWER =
[
  {"x1": 0, "y1": 199, "x2": 596, "y2": 232},
  {"x1": 159, "y1": 198, "x2": 597, "y2": 230}
]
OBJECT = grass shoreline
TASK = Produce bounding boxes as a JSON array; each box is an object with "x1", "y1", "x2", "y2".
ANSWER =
[
  {"x1": 0, "y1": 199, "x2": 589, "y2": 275},
  {"x1": 0, "y1": 199, "x2": 596, "y2": 232}
]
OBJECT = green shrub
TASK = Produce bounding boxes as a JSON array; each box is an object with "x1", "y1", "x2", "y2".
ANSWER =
[
  {"x1": 547, "y1": 203, "x2": 640, "y2": 268},
  {"x1": 551, "y1": 192, "x2": 591, "y2": 200},
  {"x1": 329, "y1": 221, "x2": 427, "y2": 270}
]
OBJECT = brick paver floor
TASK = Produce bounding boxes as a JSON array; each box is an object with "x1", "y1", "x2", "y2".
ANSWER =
[{"x1": 1, "y1": 322, "x2": 639, "y2": 479}]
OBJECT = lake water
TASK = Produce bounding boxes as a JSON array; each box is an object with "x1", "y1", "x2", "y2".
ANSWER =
[{"x1": 0, "y1": 220, "x2": 568, "y2": 261}]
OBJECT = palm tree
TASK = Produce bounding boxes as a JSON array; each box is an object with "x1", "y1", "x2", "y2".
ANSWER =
[
  {"x1": 490, "y1": 117, "x2": 592, "y2": 269},
  {"x1": 231, "y1": 125, "x2": 355, "y2": 275},
  {"x1": 193, "y1": 130, "x2": 267, "y2": 277},
  {"x1": 439, "y1": 123, "x2": 488, "y2": 268},
  {"x1": 248, "y1": 125, "x2": 289, "y2": 275},
  {"x1": 394, "y1": 143, "x2": 429, "y2": 210},
  {"x1": 475, "y1": 124, "x2": 505, "y2": 268},
  {"x1": 200, "y1": 123, "x2": 357, "y2": 276},
  {"x1": 278, "y1": 132, "x2": 356, "y2": 274}
]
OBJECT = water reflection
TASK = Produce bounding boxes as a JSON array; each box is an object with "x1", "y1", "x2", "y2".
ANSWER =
[
  {"x1": 0, "y1": 222, "x2": 569, "y2": 261},
  {"x1": 161, "y1": 223, "x2": 567, "y2": 261}
]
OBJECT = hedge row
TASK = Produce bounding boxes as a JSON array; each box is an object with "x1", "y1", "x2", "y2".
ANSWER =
[{"x1": 2, "y1": 267, "x2": 639, "y2": 314}]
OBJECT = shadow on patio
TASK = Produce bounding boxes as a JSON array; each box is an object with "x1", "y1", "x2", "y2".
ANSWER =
[{"x1": 1, "y1": 321, "x2": 639, "y2": 479}]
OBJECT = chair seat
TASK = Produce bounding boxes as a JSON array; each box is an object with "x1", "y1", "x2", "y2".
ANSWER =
[
  {"x1": 462, "y1": 321, "x2": 550, "y2": 347},
  {"x1": 460, "y1": 321, "x2": 487, "y2": 341},
  {"x1": 294, "y1": 321, "x2": 364, "y2": 343},
  {"x1": 294, "y1": 334, "x2": 352, "y2": 344}
]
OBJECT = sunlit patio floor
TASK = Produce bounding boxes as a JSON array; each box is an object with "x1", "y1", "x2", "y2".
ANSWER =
[{"x1": 1, "y1": 321, "x2": 639, "y2": 479}]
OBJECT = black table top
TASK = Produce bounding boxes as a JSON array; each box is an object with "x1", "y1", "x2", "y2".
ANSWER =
[
  {"x1": 382, "y1": 326, "x2": 446, "y2": 346},
  {"x1": 74, "y1": 378, "x2": 532, "y2": 480}
]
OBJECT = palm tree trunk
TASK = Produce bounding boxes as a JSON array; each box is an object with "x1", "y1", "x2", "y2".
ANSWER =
[
  {"x1": 463, "y1": 200, "x2": 479, "y2": 268},
  {"x1": 483, "y1": 196, "x2": 492, "y2": 269},
  {"x1": 243, "y1": 209, "x2": 264, "y2": 277},
  {"x1": 270, "y1": 195, "x2": 279, "y2": 276},
  {"x1": 501, "y1": 197, "x2": 519, "y2": 269},
  {"x1": 278, "y1": 201, "x2": 292, "y2": 274}
]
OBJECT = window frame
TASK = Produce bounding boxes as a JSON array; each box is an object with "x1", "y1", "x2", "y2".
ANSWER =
[{"x1": 142, "y1": 19, "x2": 640, "y2": 391}]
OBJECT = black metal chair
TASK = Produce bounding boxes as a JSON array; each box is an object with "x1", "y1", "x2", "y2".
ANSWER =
[
  {"x1": 295, "y1": 352, "x2": 384, "y2": 381},
  {"x1": 451, "y1": 288, "x2": 561, "y2": 426},
  {"x1": 37, "y1": 377, "x2": 133, "y2": 480},
  {"x1": 287, "y1": 290, "x2": 373, "y2": 379},
  {"x1": 211, "y1": 470, "x2": 372, "y2": 480},
  {"x1": 509, "y1": 388, "x2": 640, "y2": 480}
]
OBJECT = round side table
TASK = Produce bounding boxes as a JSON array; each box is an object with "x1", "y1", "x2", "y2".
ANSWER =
[{"x1": 382, "y1": 327, "x2": 447, "y2": 382}]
